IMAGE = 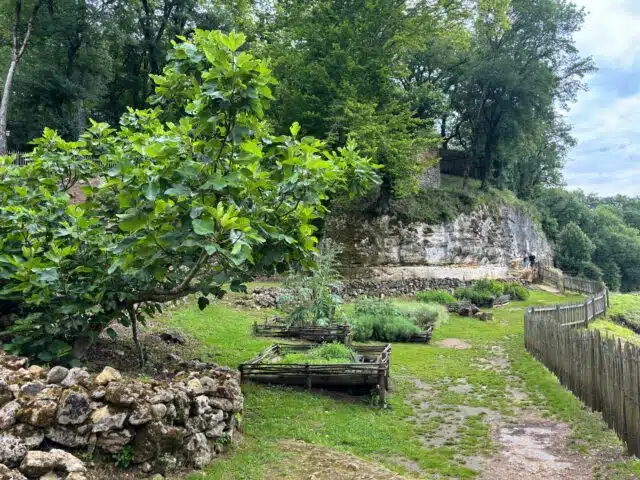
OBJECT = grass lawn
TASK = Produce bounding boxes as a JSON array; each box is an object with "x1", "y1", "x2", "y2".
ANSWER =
[
  {"x1": 590, "y1": 293, "x2": 640, "y2": 345},
  {"x1": 157, "y1": 289, "x2": 640, "y2": 479}
]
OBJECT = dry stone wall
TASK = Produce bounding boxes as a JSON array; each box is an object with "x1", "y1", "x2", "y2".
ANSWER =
[{"x1": 0, "y1": 351, "x2": 243, "y2": 479}]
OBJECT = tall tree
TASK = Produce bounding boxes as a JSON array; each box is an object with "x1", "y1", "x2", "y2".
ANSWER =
[
  {"x1": 264, "y1": 0, "x2": 442, "y2": 208},
  {"x1": 445, "y1": 0, "x2": 594, "y2": 190},
  {"x1": 0, "y1": 0, "x2": 53, "y2": 154}
]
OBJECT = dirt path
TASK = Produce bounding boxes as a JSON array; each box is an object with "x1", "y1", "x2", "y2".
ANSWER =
[
  {"x1": 479, "y1": 411, "x2": 595, "y2": 480},
  {"x1": 405, "y1": 340, "x2": 601, "y2": 480}
]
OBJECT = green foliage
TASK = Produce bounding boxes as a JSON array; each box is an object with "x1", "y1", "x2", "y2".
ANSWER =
[
  {"x1": 454, "y1": 280, "x2": 525, "y2": 306},
  {"x1": 412, "y1": 304, "x2": 449, "y2": 329},
  {"x1": 278, "y1": 243, "x2": 345, "y2": 327},
  {"x1": 473, "y1": 279, "x2": 505, "y2": 296},
  {"x1": 351, "y1": 297, "x2": 422, "y2": 342},
  {"x1": 353, "y1": 297, "x2": 400, "y2": 318},
  {"x1": 280, "y1": 343, "x2": 356, "y2": 365},
  {"x1": 0, "y1": 31, "x2": 377, "y2": 362},
  {"x1": 556, "y1": 222, "x2": 596, "y2": 278},
  {"x1": 114, "y1": 444, "x2": 133, "y2": 469},
  {"x1": 454, "y1": 287, "x2": 495, "y2": 308},
  {"x1": 416, "y1": 290, "x2": 455, "y2": 305},
  {"x1": 534, "y1": 189, "x2": 640, "y2": 292},
  {"x1": 502, "y1": 283, "x2": 529, "y2": 301}
]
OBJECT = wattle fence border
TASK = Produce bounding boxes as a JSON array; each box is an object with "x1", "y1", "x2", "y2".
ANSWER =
[{"x1": 526, "y1": 266, "x2": 640, "y2": 457}]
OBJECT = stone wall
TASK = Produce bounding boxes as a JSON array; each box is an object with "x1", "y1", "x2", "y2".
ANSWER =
[
  {"x1": 337, "y1": 277, "x2": 470, "y2": 298},
  {"x1": 0, "y1": 351, "x2": 243, "y2": 479}
]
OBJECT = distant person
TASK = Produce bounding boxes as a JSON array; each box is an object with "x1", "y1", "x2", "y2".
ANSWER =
[
  {"x1": 521, "y1": 253, "x2": 529, "y2": 268},
  {"x1": 529, "y1": 253, "x2": 536, "y2": 268}
]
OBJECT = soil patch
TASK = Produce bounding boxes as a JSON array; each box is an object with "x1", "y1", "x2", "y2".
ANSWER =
[
  {"x1": 480, "y1": 411, "x2": 596, "y2": 480},
  {"x1": 268, "y1": 440, "x2": 405, "y2": 479},
  {"x1": 437, "y1": 338, "x2": 471, "y2": 349}
]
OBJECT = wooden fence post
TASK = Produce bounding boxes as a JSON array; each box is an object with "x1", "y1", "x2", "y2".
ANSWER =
[
  {"x1": 584, "y1": 299, "x2": 589, "y2": 327},
  {"x1": 556, "y1": 304, "x2": 561, "y2": 323}
]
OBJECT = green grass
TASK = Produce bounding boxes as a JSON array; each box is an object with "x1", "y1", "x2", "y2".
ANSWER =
[
  {"x1": 159, "y1": 288, "x2": 637, "y2": 479},
  {"x1": 588, "y1": 293, "x2": 640, "y2": 345}
]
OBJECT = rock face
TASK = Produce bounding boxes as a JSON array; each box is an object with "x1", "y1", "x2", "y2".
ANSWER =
[
  {"x1": 328, "y1": 204, "x2": 552, "y2": 284},
  {"x1": 0, "y1": 349, "x2": 243, "y2": 478}
]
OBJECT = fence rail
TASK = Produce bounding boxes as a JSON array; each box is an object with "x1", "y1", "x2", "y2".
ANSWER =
[
  {"x1": 525, "y1": 270, "x2": 640, "y2": 456},
  {"x1": 538, "y1": 264, "x2": 605, "y2": 295}
]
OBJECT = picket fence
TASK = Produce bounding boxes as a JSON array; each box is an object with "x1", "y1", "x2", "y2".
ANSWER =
[{"x1": 526, "y1": 269, "x2": 640, "y2": 457}]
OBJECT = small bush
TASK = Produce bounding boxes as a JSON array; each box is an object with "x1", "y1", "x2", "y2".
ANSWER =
[
  {"x1": 412, "y1": 304, "x2": 449, "y2": 329},
  {"x1": 416, "y1": 290, "x2": 455, "y2": 304},
  {"x1": 454, "y1": 287, "x2": 495, "y2": 307},
  {"x1": 502, "y1": 282, "x2": 529, "y2": 301},
  {"x1": 354, "y1": 297, "x2": 400, "y2": 317},
  {"x1": 352, "y1": 314, "x2": 376, "y2": 342},
  {"x1": 473, "y1": 279, "x2": 505, "y2": 296},
  {"x1": 378, "y1": 315, "x2": 422, "y2": 342}
]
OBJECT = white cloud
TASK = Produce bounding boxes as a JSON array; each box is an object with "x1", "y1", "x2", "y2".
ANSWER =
[
  {"x1": 573, "y1": 0, "x2": 640, "y2": 68},
  {"x1": 564, "y1": 0, "x2": 640, "y2": 196}
]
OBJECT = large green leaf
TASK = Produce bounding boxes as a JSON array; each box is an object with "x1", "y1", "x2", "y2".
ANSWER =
[
  {"x1": 118, "y1": 213, "x2": 147, "y2": 232},
  {"x1": 193, "y1": 218, "x2": 215, "y2": 236}
]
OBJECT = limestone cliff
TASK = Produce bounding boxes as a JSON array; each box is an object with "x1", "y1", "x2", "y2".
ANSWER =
[{"x1": 326, "y1": 204, "x2": 552, "y2": 281}]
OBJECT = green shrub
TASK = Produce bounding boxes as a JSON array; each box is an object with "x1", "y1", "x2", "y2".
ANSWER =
[
  {"x1": 412, "y1": 304, "x2": 449, "y2": 329},
  {"x1": 279, "y1": 243, "x2": 345, "y2": 327},
  {"x1": 501, "y1": 282, "x2": 530, "y2": 300},
  {"x1": 352, "y1": 314, "x2": 376, "y2": 342},
  {"x1": 454, "y1": 287, "x2": 495, "y2": 307},
  {"x1": 353, "y1": 297, "x2": 400, "y2": 317},
  {"x1": 473, "y1": 279, "x2": 505, "y2": 296},
  {"x1": 415, "y1": 290, "x2": 455, "y2": 304},
  {"x1": 378, "y1": 315, "x2": 422, "y2": 342}
]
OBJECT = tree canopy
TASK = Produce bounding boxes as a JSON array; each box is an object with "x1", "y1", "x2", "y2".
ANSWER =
[{"x1": 0, "y1": 30, "x2": 377, "y2": 364}]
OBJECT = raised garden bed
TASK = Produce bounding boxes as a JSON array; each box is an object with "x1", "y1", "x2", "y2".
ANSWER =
[
  {"x1": 253, "y1": 322, "x2": 352, "y2": 344},
  {"x1": 239, "y1": 343, "x2": 391, "y2": 401},
  {"x1": 408, "y1": 325, "x2": 433, "y2": 343}
]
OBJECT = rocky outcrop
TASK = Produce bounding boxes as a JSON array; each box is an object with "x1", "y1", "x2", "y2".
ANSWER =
[
  {"x1": 327, "y1": 204, "x2": 552, "y2": 282},
  {"x1": 0, "y1": 350, "x2": 243, "y2": 479}
]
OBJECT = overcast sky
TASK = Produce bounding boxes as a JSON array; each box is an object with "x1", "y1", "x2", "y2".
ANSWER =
[{"x1": 564, "y1": 0, "x2": 640, "y2": 197}]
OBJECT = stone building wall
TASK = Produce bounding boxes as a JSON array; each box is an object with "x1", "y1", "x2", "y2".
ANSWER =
[{"x1": 0, "y1": 351, "x2": 242, "y2": 479}]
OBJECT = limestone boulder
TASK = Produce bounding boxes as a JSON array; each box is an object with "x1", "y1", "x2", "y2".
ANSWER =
[
  {"x1": 90, "y1": 406, "x2": 126, "y2": 433},
  {"x1": 0, "y1": 382, "x2": 13, "y2": 407},
  {"x1": 45, "y1": 368, "x2": 68, "y2": 386},
  {"x1": 0, "y1": 402, "x2": 20, "y2": 430},
  {"x1": 96, "y1": 429, "x2": 132, "y2": 454},
  {"x1": 93, "y1": 367, "x2": 122, "y2": 387},
  {"x1": 0, "y1": 434, "x2": 27, "y2": 467},
  {"x1": 56, "y1": 392, "x2": 90, "y2": 425},
  {"x1": 0, "y1": 464, "x2": 27, "y2": 480},
  {"x1": 6, "y1": 424, "x2": 43, "y2": 449},
  {"x1": 132, "y1": 422, "x2": 185, "y2": 464},
  {"x1": 19, "y1": 450, "x2": 85, "y2": 477},
  {"x1": 184, "y1": 432, "x2": 213, "y2": 469},
  {"x1": 60, "y1": 369, "x2": 89, "y2": 388},
  {"x1": 18, "y1": 399, "x2": 58, "y2": 428},
  {"x1": 45, "y1": 426, "x2": 90, "y2": 449}
]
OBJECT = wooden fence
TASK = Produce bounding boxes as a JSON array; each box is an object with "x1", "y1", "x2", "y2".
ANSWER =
[
  {"x1": 525, "y1": 315, "x2": 640, "y2": 457},
  {"x1": 525, "y1": 291, "x2": 608, "y2": 328},
  {"x1": 538, "y1": 265, "x2": 605, "y2": 295},
  {"x1": 525, "y1": 271, "x2": 640, "y2": 456}
]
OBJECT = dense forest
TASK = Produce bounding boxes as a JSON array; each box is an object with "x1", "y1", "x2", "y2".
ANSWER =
[{"x1": 1, "y1": 0, "x2": 640, "y2": 291}]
